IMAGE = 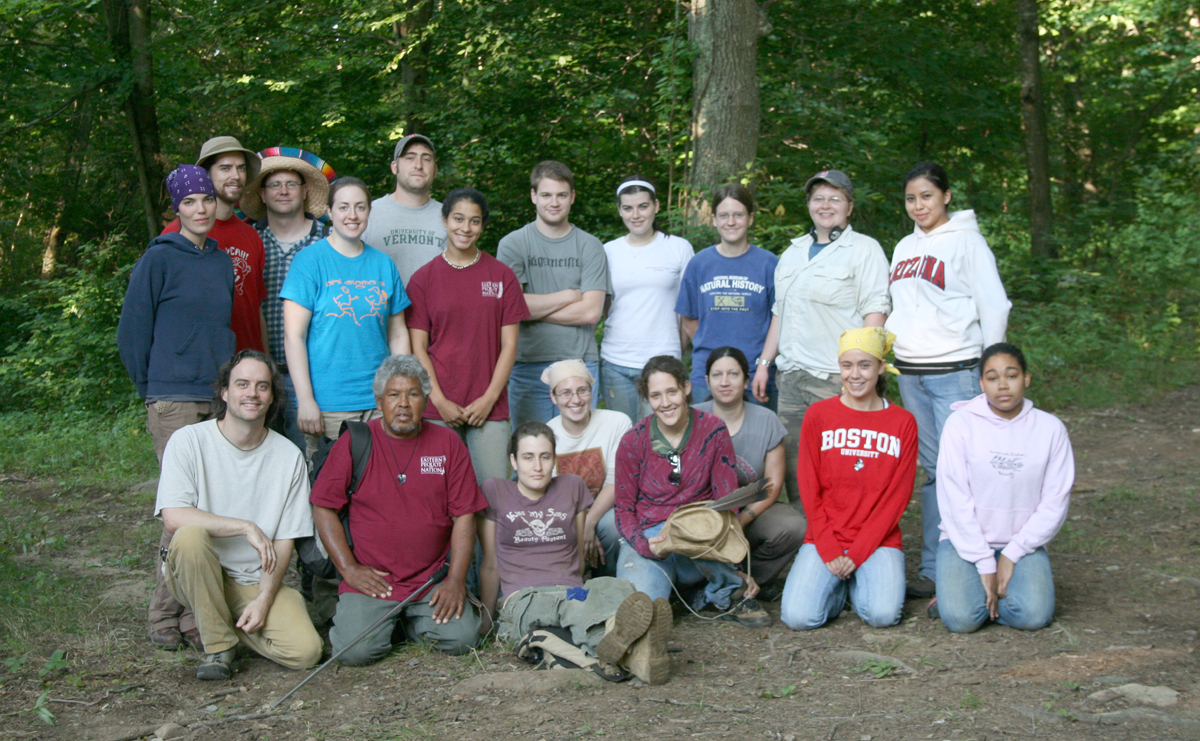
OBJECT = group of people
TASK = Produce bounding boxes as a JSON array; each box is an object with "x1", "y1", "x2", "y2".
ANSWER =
[{"x1": 117, "y1": 134, "x2": 1075, "y2": 685}]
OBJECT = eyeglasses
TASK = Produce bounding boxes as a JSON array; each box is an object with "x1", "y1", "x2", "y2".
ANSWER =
[
  {"x1": 265, "y1": 181, "x2": 303, "y2": 192},
  {"x1": 554, "y1": 388, "x2": 593, "y2": 402},
  {"x1": 667, "y1": 452, "x2": 682, "y2": 485},
  {"x1": 810, "y1": 195, "x2": 845, "y2": 204}
]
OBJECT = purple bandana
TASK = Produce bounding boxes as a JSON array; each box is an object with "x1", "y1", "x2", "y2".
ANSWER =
[{"x1": 165, "y1": 165, "x2": 216, "y2": 212}]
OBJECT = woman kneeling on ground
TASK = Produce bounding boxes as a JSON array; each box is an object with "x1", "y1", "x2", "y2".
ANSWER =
[
  {"x1": 692, "y1": 346, "x2": 806, "y2": 598},
  {"x1": 479, "y1": 422, "x2": 672, "y2": 684},
  {"x1": 615, "y1": 355, "x2": 770, "y2": 630},
  {"x1": 932, "y1": 343, "x2": 1073, "y2": 633},
  {"x1": 781, "y1": 328, "x2": 917, "y2": 630}
]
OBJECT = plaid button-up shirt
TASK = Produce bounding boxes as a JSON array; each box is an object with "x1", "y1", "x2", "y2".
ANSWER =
[{"x1": 256, "y1": 217, "x2": 328, "y2": 363}]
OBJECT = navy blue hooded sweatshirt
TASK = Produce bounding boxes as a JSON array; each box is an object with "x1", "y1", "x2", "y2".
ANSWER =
[{"x1": 117, "y1": 232, "x2": 236, "y2": 400}]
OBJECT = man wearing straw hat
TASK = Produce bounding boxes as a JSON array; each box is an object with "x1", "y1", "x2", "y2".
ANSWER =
[
  {"x1": 243, "y1": 153, "x2": 331, "y2": 452},
  {"x1": 162, "y1": 136, "x2": 267, "y2": 354}
]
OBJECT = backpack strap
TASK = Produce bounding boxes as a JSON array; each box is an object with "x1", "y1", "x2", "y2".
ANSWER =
[{"x1": 340, "y1": 420, "x2": 373, "y2": 498}]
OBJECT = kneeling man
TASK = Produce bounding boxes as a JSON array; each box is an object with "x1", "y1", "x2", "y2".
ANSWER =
[
  {"x1": 312, "y1": 355, "x2": 486, "y2": 665},
  {"x1": 157, "y1": 350, "x2": 321, "y2": 680}
]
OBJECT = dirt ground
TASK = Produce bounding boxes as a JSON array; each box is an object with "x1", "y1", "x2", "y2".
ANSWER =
[{"x1": 2, "y1": 386, "x2": 1199, "y2": 741}]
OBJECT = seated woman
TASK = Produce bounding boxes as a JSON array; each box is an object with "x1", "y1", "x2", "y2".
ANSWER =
[
  {"x1": 780, "y1": 328, "x2": 917, "y2": 630},
  {"x1": 615, "y1": 355, "x2": 769, "y2": 629},
  {"x1": 479, "y1": 422, "x2": 672, "y2": 684},
  {"x1": 933, "y1": 342, "x2": 1073, "y2": 633},
  {"x1": 692, "y1": 347, "x2": 806, "y2": 594}
]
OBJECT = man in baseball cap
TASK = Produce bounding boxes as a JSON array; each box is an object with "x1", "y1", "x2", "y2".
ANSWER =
[
  {"x1": 162, "y1": 136, "x2": 268, "y2": 355},
  {"x1": 361, "y1": 134, "x2": 446, "y2": 285}
]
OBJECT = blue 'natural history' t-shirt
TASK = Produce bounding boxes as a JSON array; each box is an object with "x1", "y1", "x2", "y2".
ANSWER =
[
  {"x1": 674, "y1": 244, "x2": 777, "y2": 386},
  {"x1": 280, "y1": 239, "x2": 410, "y2": 411}
]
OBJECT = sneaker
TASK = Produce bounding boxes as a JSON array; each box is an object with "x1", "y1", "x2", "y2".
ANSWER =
[
  {"x1": 196, "y1": 648, "x2": 236, "y2": 681},
  {"x1": 906, "y1": 576, "x2": 936, "y2": 599},
  {"x1": 596, "y1": 592, "x2": 653, "y2": 665},
  {"x1": 181, "y1": 628, "x2": 204, "y2": 653},
  {"x1": 149, "y1": 627, "x2": 184, "y2": 651},
  {"x1": 723, "y1": 598, "x2": 772, "y2": 630},
  {"x1": 624, "y1": 598, "x2": 672, "y2": 685},
  {"x1": 926, "y1": 597, "x2": 939, "y2": 620}
]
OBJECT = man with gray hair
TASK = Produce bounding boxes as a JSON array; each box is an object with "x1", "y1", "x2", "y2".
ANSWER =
[{"x1": 310, "y1": 355, "x2": 486, "y2": 663}]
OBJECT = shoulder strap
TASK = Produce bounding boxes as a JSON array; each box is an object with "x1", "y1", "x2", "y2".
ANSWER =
[{"x1": 340, "y1": 420, "x2": 373, "y2": 498}]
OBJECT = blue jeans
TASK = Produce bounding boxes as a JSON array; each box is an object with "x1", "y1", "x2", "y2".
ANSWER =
[
  {"x1": 896, "y1": 367, "x2": 979, "y2": 580},
  {"x1": 935, "y1": 540, "x2": 1055, "y2": 633},
  {"x1": 780, "y1": 543, "x2": 905, "y2": 630},
  {"x1": 591, "y1": 509, "x2": 622, "y2": 578},
  {"x1": 271, "y1": 373, "x2": 306, "y2": 453},
  {"x1": 616, "y1": 522, "x2": 743, "y2": 609},
  {"x1": 600, "y1": 360, "x2": 651, "y2": 422},
  {"x1": 692, "y1": 368, "x2": 778, "y2": 412},
  {"x1": 508, "y1": 360, "x2": 599, "y2": 430}
]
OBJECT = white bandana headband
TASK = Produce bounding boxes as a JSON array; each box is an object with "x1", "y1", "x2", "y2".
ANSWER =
[{"x1": 616, "y1": 180, "x2": 656, "y2": 198}]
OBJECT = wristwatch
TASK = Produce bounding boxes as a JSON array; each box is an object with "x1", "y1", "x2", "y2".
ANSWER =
[{"x1": 754, "y1": 357, "x2": 771, "y2": 367}]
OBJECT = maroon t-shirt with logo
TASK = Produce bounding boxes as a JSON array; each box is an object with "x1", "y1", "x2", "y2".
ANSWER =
[
  {"x1": 405, "y1": 252, "x2": 531, "y2": 421},
  {"x1": 311, "y1": 420, "x2": 487, "y2": 602},
  {"x1": 482, "y1": 475, "x2": 593, "y2": 598}
]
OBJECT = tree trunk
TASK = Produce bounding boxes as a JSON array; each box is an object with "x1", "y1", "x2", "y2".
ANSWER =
[
  {"x1": 1016, "y1": 0, "x2": 1055, "y2": 260},
  {"x1": 393, "y1": 0, "x2": 435, "y2": 134},
  {"x1": 103, "y1": 0, "x2": 164, "y2": 241},
  {"x1": 687, "y1": 0, "x2": 763, "y2": 223}
]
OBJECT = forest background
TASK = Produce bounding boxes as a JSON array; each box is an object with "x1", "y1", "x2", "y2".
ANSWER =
[{"x1": 0, "y1": 0, "x2": 1198, "y2": 442}]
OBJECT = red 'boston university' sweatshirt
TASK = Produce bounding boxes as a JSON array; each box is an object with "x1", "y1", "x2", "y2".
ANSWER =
[{"x1": 799, "y1": 396, "x2": 919, "y2": 567}]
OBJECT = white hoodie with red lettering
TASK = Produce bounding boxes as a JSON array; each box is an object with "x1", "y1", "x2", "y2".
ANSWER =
[
  {"x1": 936, "y1": 394, "x2": 1073, "y2": 575},
  {"x1": 885, "y1": 210, "x2": 1011, "y2": 364}
]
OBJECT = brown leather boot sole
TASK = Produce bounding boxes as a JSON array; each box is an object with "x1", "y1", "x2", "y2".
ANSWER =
[
  {"x1": 596, "y1": 592, "x2": 653, "y2": 665},
  {"x1": 624, "y1": 597, "x2": 672, "y2": 685}
]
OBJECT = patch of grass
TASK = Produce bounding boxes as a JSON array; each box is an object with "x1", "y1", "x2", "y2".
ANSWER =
[
  {"x1": 0, "y1": 553, "x2": 88, "y2": 650},
  {"x1": 960, "y1": 691, "x2": 980, "y2": 709},
  {"x1": 857, "y1": 658, "x2": 898, "y2": 679},
  {"x1": 0, "y1": 409, "x2": 157, "y2": 490}
]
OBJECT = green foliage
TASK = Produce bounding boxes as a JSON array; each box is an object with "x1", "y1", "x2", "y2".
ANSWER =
[
  {"x1": 0, "y1": 240, "x2": 138, "y2": 415},
  {"x1": 760, "y1": 683, "x2": 797, "y2": 698},
  {"x1": 0, "y1": 409, "x2": 158, "y2": 489},
  {"x1": 858, "y1": 658, "x2": 899, "y2": 679}
]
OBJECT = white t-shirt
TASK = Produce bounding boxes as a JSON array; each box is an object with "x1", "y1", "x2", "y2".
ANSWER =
[
  {"x1": 361, "y1": 196, "x2": 445, "y2": 286},
  {"x1": 601, "y1": 232, "x2": 694, "y2": 368},
  {"x1": 548, "y1": 409, "x2": 632, "y2": 496},
  {"x1": 155, "y1": 420, "x2": 313, "y2": 585}
]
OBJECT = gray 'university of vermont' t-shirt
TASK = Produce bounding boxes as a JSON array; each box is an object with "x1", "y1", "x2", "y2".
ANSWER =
[
  {"x1": 497, "y1": 222, "x2": 611, "y2": 363},
  {"x1": 361, "y1": 196, "x2": 445, "y2": 286}
]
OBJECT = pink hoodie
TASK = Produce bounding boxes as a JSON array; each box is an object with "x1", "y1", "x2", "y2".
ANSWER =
[{"x1": 936, "y1": 394, "x2": 1074, "y2": 575}]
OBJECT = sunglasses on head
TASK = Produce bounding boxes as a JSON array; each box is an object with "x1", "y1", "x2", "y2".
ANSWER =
[{"x1": 667, "y1": 452, "x2": 681, "y2": 485}]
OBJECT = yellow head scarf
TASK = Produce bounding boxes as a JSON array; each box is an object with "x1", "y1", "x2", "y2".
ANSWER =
[{"x1": 837, "y1": 327, "x2": 901, "y2": 375}]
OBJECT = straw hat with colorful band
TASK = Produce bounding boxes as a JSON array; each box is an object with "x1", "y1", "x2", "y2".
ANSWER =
[
  {"x1": 540, "y1": 359, "x2": 594, "y2": 392},
  {"x1": 240, "y1": 148, "x2": 336, "y2": 221},
  {"x1": 195, "y1": 136, "x2": 261, "y2": 187},
  {"x1": 837, "y1": 327, "x2": 901, "y2": 376}
]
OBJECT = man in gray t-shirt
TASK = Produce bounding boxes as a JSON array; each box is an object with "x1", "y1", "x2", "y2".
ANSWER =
[
  {"x1": 497, "y1": 160, "x2": 612, "y2": 428},
  {"x1": 360, "y1": 134, "x2": 445, "y2": 285}
]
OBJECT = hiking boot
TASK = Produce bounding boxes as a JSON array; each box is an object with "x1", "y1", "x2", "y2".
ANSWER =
[
  {"x1": 926, "y1": 597, "x2": 939, "y2": 621},
  {"x1": 906, "y1": 576, "x2": 936, "y2": 599},
  {"x1": 182, "y1": 628, "x2": 204, "y2": 653},
  {"x1": 149, "y1": 627, "x2": 184, "y2": 651},
  {"x1": 596, "y1": 592, "x2": 653, "y2": 665},
  {"x1": 623, "y1": 598, "x2": 671, "y2": 685},
  {"x1": 723, "y1": 598, "x2": 772, "y2": 630},
  {"x1": 196, "y1": 648, "x2": 236, "y2": 681}
]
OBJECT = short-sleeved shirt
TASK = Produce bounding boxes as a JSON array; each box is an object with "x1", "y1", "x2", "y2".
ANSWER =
[
  {"x1": 482, "y1": 475, "x2": 593, "y2": 597},
  {"x1": 548, "y1": 409, "x2": 632, "y2": 495},
  {"x1": 691, "y1": 401, "x2": 787, "y2": 485},
  {"x1": 674, "y1": 245, "x2": 777, "y2": 387},
  {"x1": 405, "y1": 252, "x2": 531, "y2": 421},
  {"x1": 279, "y1": 239, "x2": 410, "y2": 411},
  {"x1": 163, "y1": 215, "x2": 268, "y2": 353},
  {"x1": 155, "y1": 420, "x2": 312, "y2": 585},
  {"x1": 360, "y1": 197, "x2": 445, "y2": 286},
  {"x1": 497, "y1": 222, "x2": 612, "y2": 363},
  {"x1": 310, "y1": 420, "x2": 487, "y2": 602},
  {"x1": 602, "y1": 233, "x2": 694, "y2": 367}
]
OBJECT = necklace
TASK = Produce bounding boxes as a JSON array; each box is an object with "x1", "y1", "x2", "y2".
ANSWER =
[
  {"x1": 381, "y1": 431, "x2": 420, "y2": 484},
  {"x1": 442, "y1": 249, "x2": 481, "y2": 270}
]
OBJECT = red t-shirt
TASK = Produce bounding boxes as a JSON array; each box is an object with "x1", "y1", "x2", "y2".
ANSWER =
[
  {"x1": 163, "y1": 216, "x2": 267, "y2": 352},
  {"x1": 799, "y1": 397, "x2": 919, "y2": 567},
  {"x1": 404, "y1": 253, "x2": 530, "y2": 421},
  {"x1": 310, "y1": 420, "x2": 488, "y2": 602}
]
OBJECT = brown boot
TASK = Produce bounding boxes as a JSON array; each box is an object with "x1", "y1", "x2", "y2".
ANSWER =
[
  {"x1": 596, "y1": 592, "x2": 653, "y2": 665},
  {"x1": 623, "y1": 597, "x2": 672, "y2": 685}
]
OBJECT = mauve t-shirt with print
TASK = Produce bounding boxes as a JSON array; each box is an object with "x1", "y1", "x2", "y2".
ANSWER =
[{"x1": 482, "y1": 475, "x2": 593, "y2": 597}]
